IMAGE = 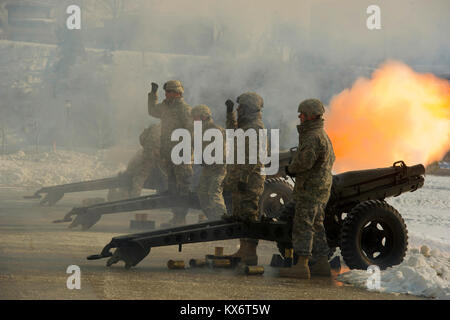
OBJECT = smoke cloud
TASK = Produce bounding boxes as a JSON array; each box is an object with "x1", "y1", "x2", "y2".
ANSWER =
[{"x1": 1, "y1": 0, "x2": 449, "y2": 160}]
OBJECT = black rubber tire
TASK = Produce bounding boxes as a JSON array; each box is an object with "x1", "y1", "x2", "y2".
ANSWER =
[
  {"x1": 259, "y1": 178, "x2": 293, "y2": 219},
  {"x1": 340, "y1": 200, "x2": 408, "y2": 270}
]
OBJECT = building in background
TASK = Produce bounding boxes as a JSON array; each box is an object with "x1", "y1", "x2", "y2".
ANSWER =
[{"x1": 4, "y1": 1, "x2": 56, "y2": 44}]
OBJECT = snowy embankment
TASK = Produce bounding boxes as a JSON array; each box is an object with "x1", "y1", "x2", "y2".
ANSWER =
[
  {"x1": 338, "y1": 175, "x2": 450, "y2": 299},
  {"x1": 0, "y1": 150, "x2": 126, "y2": 187}
]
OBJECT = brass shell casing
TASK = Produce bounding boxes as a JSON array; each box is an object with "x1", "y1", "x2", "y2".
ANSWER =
[
  {"x1": 214, "y1": 247, "x2": 224, "y2": 256},
  {"x1": 189, "y1": 259, "x2": 206, "y2": 267},
  {"x1": 245, "y1": 266, "x2": 265, "y2": 275},
  {"x1": 285, "y1": 248, "x2": 294, "y2": 259},
  {"x1": 167, "y1": 260, "x2": 185, "y2": 269},
  {"x1": 212, "y1": 259, "x2": 231, "y2": 268}
]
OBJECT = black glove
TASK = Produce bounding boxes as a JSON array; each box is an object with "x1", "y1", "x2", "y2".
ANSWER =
[
  {"x1": 151, "y1": 82, "x2": 158, "y2": 94},
  {"x1": 237, "y1": 181, "x2": 247, "y2": 192},
  {"x1": 285, "y1": 165, "x2": 294, "y2": 178},
  {"x1": 225, "y1": 99, "x2": 234, "y2": 113}
]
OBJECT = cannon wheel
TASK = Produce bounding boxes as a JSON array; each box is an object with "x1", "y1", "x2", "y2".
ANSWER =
[
  {"x1": 340, "y1": 200, "x2": 408, "y2": 270},
  {"x1": 259, "y1": 178, "x2": 293, "y2": 219}
]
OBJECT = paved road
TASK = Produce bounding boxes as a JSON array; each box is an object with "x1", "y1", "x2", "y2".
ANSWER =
[{"x1": 0, "y1": 187, "x2": 423, "y2": 300}]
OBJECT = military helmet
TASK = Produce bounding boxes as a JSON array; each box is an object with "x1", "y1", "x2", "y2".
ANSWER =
[
  {"x1": 237, "y1": 92, "x2": 264, "y2": 112},
  {"x1": 298, "y1": 98, "x2": 325, "y2": 117},
  {"x1": 192, "y1": 104, "x2": 212, "y2": 119},
  {"x1": 163, "y1": 80, "x2": 184, "y2": 94}
]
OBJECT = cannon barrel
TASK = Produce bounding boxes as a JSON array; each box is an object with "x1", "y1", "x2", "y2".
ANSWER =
[{"x1": 329, "y1": 161, "x2": 425, "y2": 210}]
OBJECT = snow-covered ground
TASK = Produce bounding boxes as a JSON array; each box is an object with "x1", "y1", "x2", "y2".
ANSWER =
[
  {"x1": 338, "y1": 174, "x2": 450, "y2": 299},
  {"x1": 0, "y1": 150, "x2": 126, "y2": 187}
]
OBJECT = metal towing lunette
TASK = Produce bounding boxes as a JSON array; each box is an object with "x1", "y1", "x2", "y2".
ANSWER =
[{"x1": 87, "y1": 161, "x2": 426, "y2": 271}]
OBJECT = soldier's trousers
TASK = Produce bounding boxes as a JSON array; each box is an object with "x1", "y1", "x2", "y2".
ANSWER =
[
  {"x1": 196, "y1": 165, "x2": 227, "y2": 220},
  {"x1": 231, "y1": 173, "x2": 265, "y2": 221},
  {"x1": 128, "y1": 157, "x2": 154, "y2": 198},
  {"x1": 292, "y1": 198, "x2": 329, "y2": 257},
  {"x1": 163, "y1": 159, "x2": 193, "y2": 218}
]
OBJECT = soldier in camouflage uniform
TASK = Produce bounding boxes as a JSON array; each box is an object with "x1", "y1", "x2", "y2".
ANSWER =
[
  {"x1": 279, "y1": 99, "x2": 335, "y2": 279},
  {"x1": 191, "y1": 105, "x2": 227, "y2": 221},
  {"x1": 107, "y1": 123, "x2": 167, "y2": 201},
  {"x1": 224, "y1": 93, "x2": 266, "y2": 266},
  {"x1": 148, "y1": 80, "x2": 194, "y2": 226}
]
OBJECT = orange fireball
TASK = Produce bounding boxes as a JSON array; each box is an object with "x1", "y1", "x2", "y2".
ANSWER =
[{"x1": 325, "y1": 61, "x2": 450, "y2": 173}]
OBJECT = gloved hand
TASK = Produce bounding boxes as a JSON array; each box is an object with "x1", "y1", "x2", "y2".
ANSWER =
[
  {"x1": 237, "y1": 181, "x2": 247, "y2": 192},
  {"x1": 225, "y1": 99, "x2": 234, "y2": 113},
  {"x1": 151, "y1": 82, "x2": 158, "y2": 94},
  {"x1": 285, "y1": 165, "x2": 294, "y2": 178}
]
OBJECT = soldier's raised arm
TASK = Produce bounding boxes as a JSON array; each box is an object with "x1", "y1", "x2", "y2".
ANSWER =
[
  {"x1": 225, "y1": 99, "x2": 237, "y2": 129},
  {"x1": 148, "y1": 82, "x2": 164, "y2": 118},
  {"x1": 288, "y1": 139, "x2": 318, "y2": 174}
]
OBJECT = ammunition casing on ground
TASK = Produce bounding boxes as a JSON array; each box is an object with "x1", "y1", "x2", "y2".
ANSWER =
[
  {"x1": 189, "y1": 258, "x2": 206, "y2": 267},
  {"x1": 284, "y1": 248, "x2": 294, "y2": 258},
  {"x1": 245, "y1": 266, "x2": 264, "y2": 275},
  {"x1": 284, "y1": 248, "x2": 294, "y2": 267},
  {"x1": 167, "y1": 260, "x2": 185, "y2": 269},
  {"x1": 211, "y1": 259, "x2": 231, "y2": 268},
  {"x1": 214, "y1": 247, "x2": 224, "y2": 256}
]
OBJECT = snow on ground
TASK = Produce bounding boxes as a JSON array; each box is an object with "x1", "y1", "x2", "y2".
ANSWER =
[
  {"x1": 0, "y1": 150, "x2": 126, "y2": 187},
  {"x1": 338, "y1": 247, "x2": 449, "y2": 299},
  {"x1": 387, "y1": 175, "x2": 450, "y2": 254},
  {"x1": 338, "y1": 174, "x2": 450, "y2": 299}
]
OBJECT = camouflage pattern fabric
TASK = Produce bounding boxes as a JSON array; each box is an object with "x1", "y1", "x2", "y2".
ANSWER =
[
  {"x1": 197, "y1": 165, "x2": 227, "y2": 220},
  {"x1": 148, "y1": 90, "x2": 193, "y2": 219},
  {"x1": 107, "y1": 123, "x2": 166, "y2": 201},
  {"x1": 230, "y1": 173, "x2": 265, "y2": 221},
  {"x1": 195, "y1": 117, "x2": 227, "y2": 220},
  {"x1": 148, "y1": 91, "x2": 193, "y2": 196},
  {"x1": 292, "y1": 201, "x2": 330, "y2": 257},
  {"x1": 226, "y1": 92, "x2": 266, "y2": 221},
  {"x1": 126, "y1": 149, "x2": 152, "y2": 198},
  {"x1": 288, "y1": 118, "x2": 335, "y2": 257}
]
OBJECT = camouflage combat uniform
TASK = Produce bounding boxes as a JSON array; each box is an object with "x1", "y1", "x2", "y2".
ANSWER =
[
  {"x1": 192, "y1": 105, "x2": 227, "y2": 220},
  {"x1": 107, "y1": 123, "x2": 166, "y2": 201},
  {"x1": 288, "y1": 117, "x2": 335, "y2": 258},
  {"x1": 148, "y1": 80, "x2": 193, "y2": 221},
  {"x1": 226, "y1": 93, "x2": 266, "y2": 221},
  {"x1": 129, "y1": 123, "x2": 164, "y2": 197}
]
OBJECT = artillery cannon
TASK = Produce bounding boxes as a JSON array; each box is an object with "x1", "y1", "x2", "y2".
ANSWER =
[
  {"x1": 87, "y1": 160, "x2": 425, "y2": 271},
  {"x1": 23, "y1": 167, "x2": 168, "y2": 206},
  {"x1": 52, "y1": 150, "x2": 296, "y2": 229}
]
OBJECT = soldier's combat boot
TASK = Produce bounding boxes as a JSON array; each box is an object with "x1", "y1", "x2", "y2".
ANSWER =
[
  {"x1": 279, "y1": 256, "x2": 310, "y2": 279},
  {"x1": 227, "y1": 239, "x2": 258, "y2": 266},
  {"x1": 309, "y1": 256, "x2": 331, "y2": 277}
]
